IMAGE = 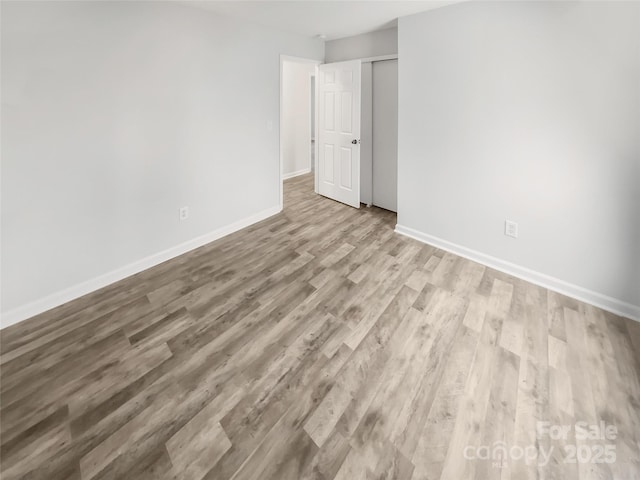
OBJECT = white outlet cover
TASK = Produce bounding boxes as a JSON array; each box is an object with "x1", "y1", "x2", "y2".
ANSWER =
[
  {"x1": 179, "y1": 207, "x2": 189, "y2": 220},
  {"x1": 505, "y1": 220, "x2": 518, "y2": 238}
]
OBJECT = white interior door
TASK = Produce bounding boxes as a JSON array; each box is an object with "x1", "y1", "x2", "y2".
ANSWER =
[{"x1": 317, "y1": 60, "x2": 361, "y2": 208}]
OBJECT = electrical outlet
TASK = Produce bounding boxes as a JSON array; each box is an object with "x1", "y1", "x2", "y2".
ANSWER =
[
  {"x1": 505, "y1": 220, "x2": 518, "y2": 238},
  {"x1": 179, "y1": 206, "x2": 189, "y2": 221}
]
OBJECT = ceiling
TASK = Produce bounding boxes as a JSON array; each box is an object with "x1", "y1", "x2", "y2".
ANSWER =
[{"x1": 186, "y1": 1, "x2": 461, "y2": 40}]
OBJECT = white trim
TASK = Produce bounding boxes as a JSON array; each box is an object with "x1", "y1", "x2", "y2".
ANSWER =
[
  {"x1": 282, "y1": 168, "x2": 311, "y2": 180},
  {"x1": 360, "y1": 54, "x2": 398, "y2": 63},
  {"x1": 395, "y1": 224, "x2": 640, "y2": 322},
  {"x1": 1, "y1": 206, "x2": 282, "y2": 329}
]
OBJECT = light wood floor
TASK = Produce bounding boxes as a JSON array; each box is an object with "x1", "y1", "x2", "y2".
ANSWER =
[{"x1": 1, "y1": 174, "x2": 639, "y2": 480}]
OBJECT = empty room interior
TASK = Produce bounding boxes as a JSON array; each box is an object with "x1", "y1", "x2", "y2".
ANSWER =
[{"x1": 2, "y1": 1, "x2": 640, "y2": 479}]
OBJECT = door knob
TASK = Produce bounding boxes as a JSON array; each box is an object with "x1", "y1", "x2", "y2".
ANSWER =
[{"x1": 351, "y1": 139, "x2": 360, "y2": 144}]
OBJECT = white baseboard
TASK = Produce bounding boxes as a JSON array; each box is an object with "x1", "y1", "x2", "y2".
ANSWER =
[
  {"x1": 1, "y1": 205, "x2": 282, "y2": 330},
  {"x1": 282, "y1": 168, "x2": 311, "y2": 180},
  {"x1": 395, "y1": 224, "x2": 640, "y2": 322}
]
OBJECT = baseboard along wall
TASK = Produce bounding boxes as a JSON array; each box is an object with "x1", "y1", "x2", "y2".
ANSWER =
[
  {"x1": 395, "y1": 224, "x2": 640, "y2": 322},
  {"x1": 1, "y1": 206, "x2": 282, "y2": 329}
]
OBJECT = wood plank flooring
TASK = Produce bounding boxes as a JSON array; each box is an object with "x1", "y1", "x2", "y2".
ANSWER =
[{"x1": 1, "y1": 173, "x2": 639, "y2": 479}]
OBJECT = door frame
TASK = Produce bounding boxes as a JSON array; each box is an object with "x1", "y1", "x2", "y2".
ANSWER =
[
  {"x1": 370, "y1": 58, "x2": 398, "y2": 212},
  {"x1": 279, "y1": 55, "x2": 321, "y2": 210},
  {"x1": 360, "y1": 55, "x2": 398, "y2": 208}
]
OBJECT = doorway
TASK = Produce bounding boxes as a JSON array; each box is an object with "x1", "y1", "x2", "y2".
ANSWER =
[
  {"x1": 362, "y1": 58, "x2": 398, "y2": 212},
  {"x1": 281, "y1": 56, "x2": 398, "y2": 213},
  {"x1": 313, "y1": 58, "x2": 398, "y2": 212},
  {"x1": 279, "y1": 55, "x2": 320, "y2": 207}
]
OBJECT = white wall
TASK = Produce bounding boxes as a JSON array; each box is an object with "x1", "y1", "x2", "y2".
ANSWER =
[
  {"x1": 282, "y1": 60, "x2": 316, "y2": 177},
  {"x1": 397, "y1": 1, "x2": 640, "y2": 318},
  {"x1": 1, "y1": 1, "x2": 323, "y2": 324},
  {"x1": 325, "y1": 27, "x2": 397, "y2": 63}
]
